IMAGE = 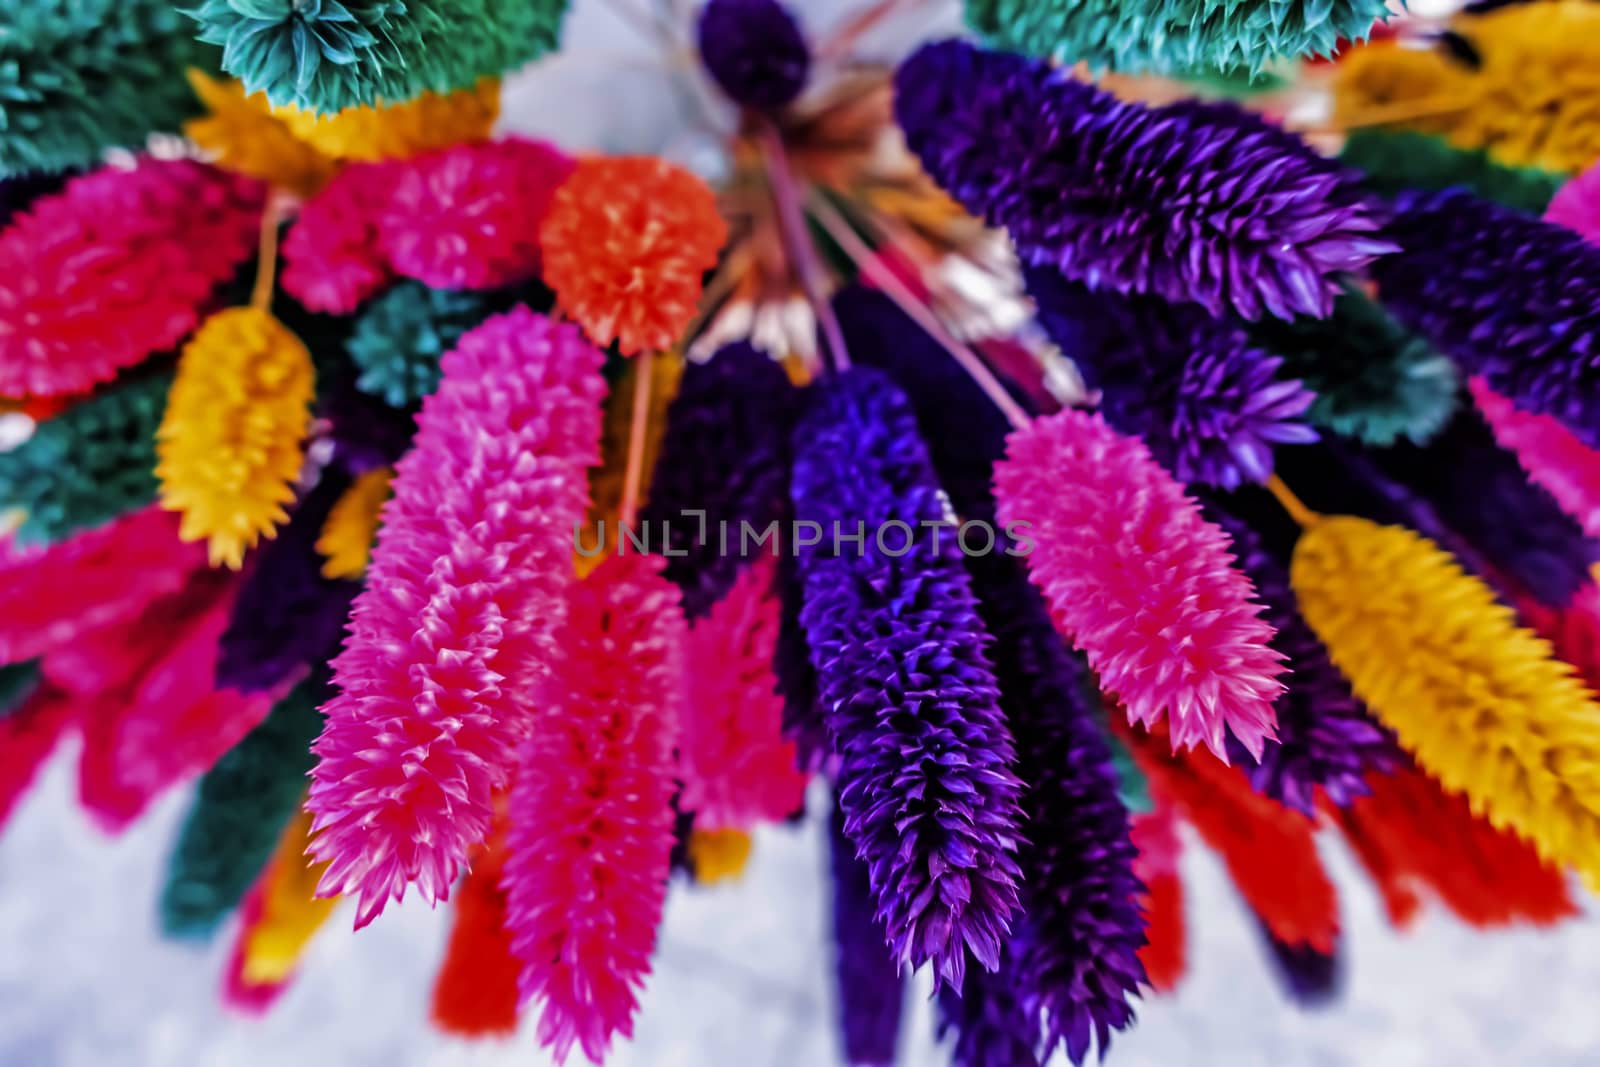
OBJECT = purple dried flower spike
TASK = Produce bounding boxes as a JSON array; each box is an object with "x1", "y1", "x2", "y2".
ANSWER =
[
  {"x1": 791, "y1": 367, "x2": 1023, "y2": 990},
  {"x1": 1367, "y1": 409, "x2": 1600, "y2": 608},
  {"x1": 216, "y1": 473, "x2": 360, "y2": 693},
  {"x1": 1373, "y1": 188, "x2": 1600, "y2": 451},
  {"x1": 937, "y1": 959, "x2": 1040, "y2": 1067},
  {"x1": 829, "y1": 804, "x2": 905, "y2": 1067},
  {"x1": 1202, "y1": 498, "x2": 1396, "y2": 813},
  {"x1": 1027, "y1": 268, "x2": 1317, "y2": 489},
  {"x1": 643, "y1": 341, "x2": 800, "y2": 618},
  {"x1": 894, "y1": 40, "x2": 1394, "y2": 321},
  {"x1": 697, "y1": 0, "x2": 811, "y2": 111},
  {"x1": 1258, "y1": 918, "x2": 1343, "y2": 1006}
]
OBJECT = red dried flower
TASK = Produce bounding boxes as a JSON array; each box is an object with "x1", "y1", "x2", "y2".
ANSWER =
[
  {"x1": 281, "y1": 162, "x2": 398, "y2": 314},
  {"x1": 678, "y1": 559, "x2": 808, "y2": 830},
  {"x1": 432, "y1": 828, "x2": 522, "y2": 1037},
  {"x1": 0, "y1": 159, "x2": 264, "y2": 397},
  {"x1": 502, "y1": 554, "x2": 685, "y2": 1065},
  {"x1": 541, "y1": 156, "x2": 728, "y2": 356}
]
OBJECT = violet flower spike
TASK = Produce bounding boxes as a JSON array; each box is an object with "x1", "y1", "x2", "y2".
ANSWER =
[
  {"x1": 895, "y1": 40, "x2": 1395, "y2": 322},
  {"x1": 1026, "y1": 268, "x2": 1317, "y2": 489},
  {"x1": 829, "y1": 803, "x2": 906, "y2": 1067},
  {"x1": 791, "y1": 367, "x2": 1024, "y2": 989},
  {"x1": 1372, "y1": 188, "x2": 1600, "y2": 450}
]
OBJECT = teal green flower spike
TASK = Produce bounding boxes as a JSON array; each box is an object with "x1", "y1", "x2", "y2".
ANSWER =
[
  {"x1": 187, "y1": 0, "x2": 571, "y2": 113},
  {"x1": 0, "y1": 371, "x2": 171, "y2": 546},
  {"x1": 0, "y1": 0, "x2": 218, "y2": 178},
  {"x1": 965, "y1": 0, "x2": 1393, "y2": 79}
]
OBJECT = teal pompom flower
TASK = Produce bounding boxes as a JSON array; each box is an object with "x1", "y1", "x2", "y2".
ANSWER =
[
  {"x1": 0, "y1": 0, "x2": 218, "y2": 178},
  {"x1": 188, "y1": 0, "x2": 571, "y2": 113},
  {"x1": 965, "y1": 0, "x2": 1393, "y2": 78}
]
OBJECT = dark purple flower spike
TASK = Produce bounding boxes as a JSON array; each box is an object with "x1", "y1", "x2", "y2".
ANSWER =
[{"x1": 698, "y1": 0, "x2": 811, "y2": 111}]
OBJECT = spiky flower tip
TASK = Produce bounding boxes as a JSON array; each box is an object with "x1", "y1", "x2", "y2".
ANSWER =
[
  {"x1": 0, "y1": 685, "x2": 75, "y2": 831},
  {"x1": 969, "y1": 554, "x2": 1145, "y2": 1064},
  {"x1": 1373, "y1": 188, "x2": 1600, "y2": 451},
  {"x1": 1473, "y1": 379, "x2": 1600, "y2": 542},
  {"x1": 185, "y1": 71, "x2": 336, "y2": 197},
  {"x1": 431, "y1": 829, "x2": 522, "y2": 1038},
  {"x1": 1130, "y1": 807, "x2": 1186, "y2": 991},
  {"x1": 280, "y1": 161, "x2": 398, "y2": 313},
  {"x1": 1129, "y1": 731, "x2": 1339, "y2": 952},
  {"x1": 936, "y1": 958, "x2": 1039, "y2": 1067},
  {"x1": 697, "y1": 0, "x2": 811, "y2": 111},
  {"x1": 541, "y1": 156, "x2": 728, "y2": 356},
  {"x1": 792, "y1": 367, "x2": 1023, "y2": 989},
  {"x1": 679, "y1": 560, "x2": 808, "y2": 830},
  {"x1": 0, "y1": 0, "x2": 218, "y2": 178},
  {"x1": 0, "y1": 507, "x2": 204, "y2": 665},
  {"x1": 159, "y1": 671, "x2": 329, "y2": 939},
  {"x1": 379, "y1": 138, "x2": 574, "y2": 291},
  {"x1": 316, "y1": 467, "x2": 393, "y2": 579},
  {"x1": 0, "y1": 159, "x2": 264, "y2": 398},
  {"x1": 1366, "y1": 410, "x2": 1600, "y2": 609},
  {"x1": 225, "y1": 809, "x2": 338, "y2": 1011},
  {"x1": 894, "y1": 41, "x2": 1394, "y2": 321},
  {"x1": 642, "y1": 341, "x2": 801, "y2": 618},
  {"x1": 215, "y1": 475, "x2": 361, "y2": 693},
  {"x1": 501, "y1": 554, "x2": 684, "y2": 1065},
  {"x1": 964, "y1": 0, "x2": 1392, "y2": 78},
  {"x1": 346, "y1": 281, "x2": 506, "y2": 407},
  {"x1": 276, "y1": 77, "x2": 501, "y2": 162},
  {"x1": 1245, "y1": 284, "x2": 1459, "y2": 448},
  {"x1": 189, "y1": 0, "x2": 568, "y2": 114},
  {"x1": 0, "y1": 371, "x2": 169, "y2": 546},
  {"x1": 306, "y1": 307, "x2": 605, "y2": 928},
  {"x1": 156, "y1": 308, "x2": 315, "y2": 570},
  {"x1": 828, "y1": 805, "x2": 906, "y2": 1067},
  {"x1": 1291, "y1": 514, "x2": 1600, "y2": 885},
  {"x1": 1334, "y1": 763, "x2": 1577, "y2": 930},
  {"x1": 1025, "y1": 268, "x2": 1316, "y2": 489},
  {"x1": 1546, "y1": 161, "x2": 1600, "y2": 245},
  {"x1": 1257, "y1": 919, "x2": 1341, "y2": 1006},
  {"x1": 994, "y1": 408, "x2": 1284, "y2": 760},
  {"x1": 1202, "y1": 503, "x2": 1395, "y2": 813}
]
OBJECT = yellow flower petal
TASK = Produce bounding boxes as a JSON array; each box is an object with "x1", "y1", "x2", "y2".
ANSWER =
[{"x1": 316, "y1": 467, "x2": 394, "y2": 580}]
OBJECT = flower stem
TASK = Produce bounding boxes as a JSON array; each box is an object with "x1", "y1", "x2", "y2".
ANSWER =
[
  {"x1": 620, "y1": 354, "x2": 657, "y2": 531},
  {"x1": 250, "y1": 197, "x2": 280, "y2": 312},
  {"x1": 758, "y1": 121, "x2": 851, "y2": 372},
  {"x1": 808, "y1": 196, "x2": 1033, "y2": 432},
  {"x1": 1267, "y1": 474, "x2": 1321, "y2": 530}
]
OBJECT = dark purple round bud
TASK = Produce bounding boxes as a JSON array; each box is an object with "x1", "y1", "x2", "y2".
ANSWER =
[{"x1": 697, "y1": 0, "x2": 810, "y2": 111}]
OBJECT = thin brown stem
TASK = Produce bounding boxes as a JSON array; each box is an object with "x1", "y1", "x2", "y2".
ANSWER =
[
  {"x1": 250, "y1": 198, "x2": 280, "y2": 312},
  {"x1": 620, "y1": 354, "x2": 656, "y2": 531},
  {"x1": 808, "y1": 197, "x2": 1033, "y2": 433},
  {"x1": 1266, "y1": 474, "x2": 1321, "y2": 530}
]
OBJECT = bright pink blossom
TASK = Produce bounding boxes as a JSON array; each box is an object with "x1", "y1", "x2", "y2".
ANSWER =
[
  {"x1": 1471, "y1": 377, "x2": 1600, "y2": 539},
  {"x1": 502, "y1": 554, "x2": 685, "y2": 1065},
  {"x1": 306, "y1": 307, "x2": 606, "y2": 927},
  {"x1": 0, "y1": 507, "x2": 207, "y2": 665},
  {"x1": 993, "y1": 408, "x2": 1283, "y2": 759},
  {"x1": 678, "y1": 559, "x2": 808, "y2": 829},
  {"x1": 1546, "y1": 161, "x2": 1600, "y2": 246},
  {"x1": 281, "y1": 161, "x2": 398, "y2": 313},
  {"x1": 0, "y1": 159, "x2": 264, "y2": 397},
  {"x1": 379, "y1": 139, "x2": 574, "y2": 290}
]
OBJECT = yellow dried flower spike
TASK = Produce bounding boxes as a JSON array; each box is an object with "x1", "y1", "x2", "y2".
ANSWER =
[
  {"x1": 184, "y1": 71, "x2": 335, "y2": 196},
  {"x1": 275, "y1": 78, "x2": 501, "y2": 163},
  {"x1": 1291, "y1": 514, "x2": 1600, "y2": 885},
  {"x1": 242, "y1": 809, "x2": 339, "y2": 985},
  {"x1": 157, "y1": 307, "x2": 315, "y2": 570},
  {"x1": 688, "y1": 827, "x2": 753, "y2": 885},
  {"x1": 316, "y1": 467, "x2": 394, "y2": 580}
]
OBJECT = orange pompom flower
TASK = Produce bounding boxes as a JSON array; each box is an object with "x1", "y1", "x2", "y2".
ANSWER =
[
  {"x1": 156, "y1": 308, "x2": 316, "y2": 569},
  {"x1": 541, "y1": 156, "x2": 728, "y2": 356}
]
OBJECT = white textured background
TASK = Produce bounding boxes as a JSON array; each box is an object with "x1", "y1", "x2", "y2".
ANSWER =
[
  {"x1": 5, "y1": 745, "x2": 1600, "y2": 1066},
  {"x1": 6, "y1": 1, "x2": 1595, "y2": 1064}
]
